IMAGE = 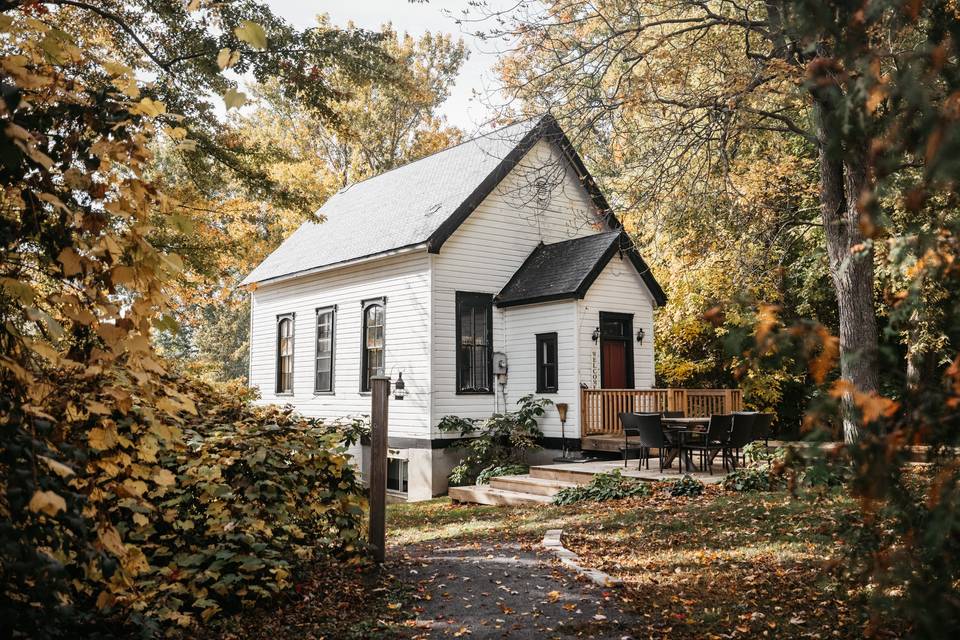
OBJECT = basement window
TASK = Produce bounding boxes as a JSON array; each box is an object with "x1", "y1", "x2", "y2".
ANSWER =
[{"x1": 387, "y1": 458, "x2": 408, "y2": 493}]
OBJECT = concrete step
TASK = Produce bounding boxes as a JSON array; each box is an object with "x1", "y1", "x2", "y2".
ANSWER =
[
  {"x1": 448, "y1": 484, "x2": 555, "y2": 506},
  {"x1": 489, "y1": 474, "x2": 580, "y2": 496}
]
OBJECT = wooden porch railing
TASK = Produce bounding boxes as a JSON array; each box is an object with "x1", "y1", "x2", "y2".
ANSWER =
[{"x1": 579, "y1": 388, "x2": 744, "y2": 437}]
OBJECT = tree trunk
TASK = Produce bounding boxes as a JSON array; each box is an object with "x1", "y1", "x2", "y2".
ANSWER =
[{"x1": 813, "y1": 97, "x2": 880, "y2": 443}]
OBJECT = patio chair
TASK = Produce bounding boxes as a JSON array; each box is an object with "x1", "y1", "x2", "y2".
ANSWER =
[
  {"x1": 662, "y1": 411, "x2": 685, "y2": 419},
  {"x1": 632, "y1": 413, "x2": 670, "y2": 471},
  {"x1": 618, "y1": 413, "x2": 662, "y2": 469},
  {"x1": 751, "y1": 413, "x2": 775, "y2": 447},
  {"x1": 684, "y1": 414, "x2": 734, "y2": 475},
  {"x1": 726, "y1": 412, "x2": 757, "y2": 470}
]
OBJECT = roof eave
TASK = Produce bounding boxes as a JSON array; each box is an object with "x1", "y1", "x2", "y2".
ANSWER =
[{"x1": 240, "y1": 242, "x2": 430, "y2": 288}]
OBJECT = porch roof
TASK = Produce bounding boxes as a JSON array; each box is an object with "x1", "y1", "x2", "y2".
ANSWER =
[{"x1": 495, "y1": 231, "x2": 667, "y2": 307}]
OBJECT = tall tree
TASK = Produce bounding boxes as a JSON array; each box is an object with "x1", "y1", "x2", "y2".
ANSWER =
[
  {"x1": 153, "y1": 24, "x2": 467, "y2": 381},
  {"x1": 483, "y1": 0, "x2": 953, "y2": 440}
]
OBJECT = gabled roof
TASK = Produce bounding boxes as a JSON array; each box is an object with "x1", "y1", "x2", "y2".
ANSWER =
[
  {"x1": 496, "y1": 231, "x2": 668, "y2": 307},
  {"x1": 241, "y1": 114, "x2": 665, "y2": 304},
  {"x1": 244, "y1": 116, "x2": 577, "y2": 285}
]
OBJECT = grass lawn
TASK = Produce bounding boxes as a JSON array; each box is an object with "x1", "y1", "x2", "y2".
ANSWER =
[{"x1": 387, "y1": 483, "x2": 881, "y2": 639}]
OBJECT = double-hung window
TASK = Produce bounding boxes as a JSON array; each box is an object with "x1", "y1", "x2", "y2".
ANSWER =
[
  {"x1": 275, "y1": 314, "x2": 294, "y2": 394},
  {"x1": 456, "y1": 292, "x2": 493, "y2": 393},
  {"x1": 536, "y1": 332, "x2": 559, "y2": 393},
  {"x1": 361, "y1": 299, "x2": 385, "y2": 392},
  {"x1": 314, "y1": 306, "x2": 336, "y2": 393}
]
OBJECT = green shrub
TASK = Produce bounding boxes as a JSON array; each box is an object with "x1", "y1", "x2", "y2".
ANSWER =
[
  {"x1": 667, "y1": 474, "x2": 705, "y2": 497},
  {"x1": 438, "y1": 395, "x2": 551, "y2": 485},
  {"x1": 722, "y1": 467, "x2": 782, "y2": 492},
  {"x1": 2, "y1": 375, "x2": 367, "y2": 638},
  {"x1": 553, "y1": 470, "x2": 652, "y2": 505},
  {"x1": 476, "y1": 464, "x2": 529, "y2": 485}
]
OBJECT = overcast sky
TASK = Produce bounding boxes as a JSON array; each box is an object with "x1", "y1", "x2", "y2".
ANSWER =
[{"x1": 266, "y1": 0, "x2": 512, "y2": 134}]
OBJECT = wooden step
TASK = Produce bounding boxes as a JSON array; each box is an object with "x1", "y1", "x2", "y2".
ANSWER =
[
  {"x1": 528, "y1": 464, "x2": 599, "y2": 485},
  {"x1": 448, "y1": 484, "x2": 555, "y2": 506},
  {"x1": 488, "y1": 474, "x2": 579, "y2": 496}
]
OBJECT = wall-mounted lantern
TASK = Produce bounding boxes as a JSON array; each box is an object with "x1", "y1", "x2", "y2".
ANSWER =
[
  {"x1": 393, "y1": 372, "x2": 406, "y2": 400},
  {"x1": 636, "y1": 328, "x2": 645, "y2": 345},
  {"x1": 591, "y1": 327, "x2": 600, "y2": 342}
]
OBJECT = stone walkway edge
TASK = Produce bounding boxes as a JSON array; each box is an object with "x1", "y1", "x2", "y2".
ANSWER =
[{"x1": 541, "y1": 529, "x2": 622, "y2": 588}]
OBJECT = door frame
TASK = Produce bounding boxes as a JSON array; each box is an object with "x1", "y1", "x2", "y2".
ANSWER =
[{"x1": 598, "y1": 311, "x2": 635, "y2": 389}]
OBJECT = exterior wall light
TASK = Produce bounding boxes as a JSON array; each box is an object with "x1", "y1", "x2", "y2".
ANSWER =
[
  {"x1": 637, "y1": 328, "x2": 645, "y2": 345},
  {"x1": 591, "y1": 327, "x2": 600, "y2": 342},
  {"x1": 393, "y1": 371, "x2": 406, "y2": 400}
]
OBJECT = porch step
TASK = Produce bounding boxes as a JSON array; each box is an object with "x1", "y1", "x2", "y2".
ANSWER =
[
  {"x1": 529, "y1": 464, "x2": 602, "y2": 485},
  {"x1": 488, "y1": 474, "x2": 580, "y2": 496},
  {"x1": 448, "y1": 483, "x2": 555, "y2": 506}
]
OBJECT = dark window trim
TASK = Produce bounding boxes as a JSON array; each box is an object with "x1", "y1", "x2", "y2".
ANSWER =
[
  {"x1": 275, "y1": 313, "x2": 295, "y2": 395},
  {"x1": 313, "y1": 305, "x2": 337, "y2": 395},
  {"x1": 598, "y1": 311, "x2": 635, "y2": 389},
  {"x1": 536, "y1": 332, "x2": 559, "y2": 393},
  {"x1": 360, "y1": 298, "x2": 386, "y2": 393},
  {"x1": 455, "y1": 291, "x2": 494, "y2": 395}
]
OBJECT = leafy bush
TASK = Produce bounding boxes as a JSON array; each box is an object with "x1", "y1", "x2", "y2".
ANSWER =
[
  {"x1": 722, "y1": 467, "x2": 782, "y2": 492},
  {"x1": 553, "y1": 470, "x2": 652, "y2": 505},
  {"x1": 2, "y1": 375, "x2": 366, "y2": 638},
  {"x1": 476, "y1": 464, "x2": 529, "y2": 485},
  {"x1": 438, "y1": 395, "x2": 551, "y2": 485},
  {"x1": 667, "y1": 474, "x2": 705, "y2": 497}
]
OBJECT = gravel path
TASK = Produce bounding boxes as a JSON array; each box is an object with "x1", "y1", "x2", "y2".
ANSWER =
[{"x1": 396, "y1": 540, "x2": 640, "y2": 639}]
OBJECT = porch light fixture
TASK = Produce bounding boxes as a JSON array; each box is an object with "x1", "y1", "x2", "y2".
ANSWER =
[
  {"x1": 636, "y1": 328, "x2": 645, "y2": 345},
  {"x1": 591, "y1": 327, "x2": 600, "y2": 342},
  {"x1": 393, "y1": 372, "x2": 406, "y2": 400}
]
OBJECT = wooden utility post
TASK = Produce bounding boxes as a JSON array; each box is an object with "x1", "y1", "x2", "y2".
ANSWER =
[{"x1": 368, "y1": 376, "x2": 389, "y2": 563}]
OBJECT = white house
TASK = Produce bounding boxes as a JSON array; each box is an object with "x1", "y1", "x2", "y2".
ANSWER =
[{"x1": 242, "y1": 115, "x2": 667, "y2": 501}]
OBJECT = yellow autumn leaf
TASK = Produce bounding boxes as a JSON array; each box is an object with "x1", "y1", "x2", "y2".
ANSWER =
[
  {"x1": 28, "y1": 490, "x2": 67, "y2": 516},
  {"x1": 38, "y1": 455, "x2": 75, "y2": 478},
  {"x1": 58, "y1": 247, "x2": 83, "y2": 276},
  {"x1": 234, "y1": 20, "x2": 267, "y2": 50},
  {"x1": 217, "y1": 47, "x2": 240, "y2": 70},
  {"x1": 223, "y1": 87, "x2": 247, "y2": 110},
  {"x1": 153, "y1": 468, "x2": 177, "y2": 487},
  {"x1": 134, "y1": 97, "x2": 166, "y2": 117}
]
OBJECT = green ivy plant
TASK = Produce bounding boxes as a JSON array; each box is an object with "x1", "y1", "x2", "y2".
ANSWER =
[
  {"x1": 553, "y1": 470, "x2": 652, "y2": 505},
  {"x1": 437, "y1": 395, "x2": 551, "y2": 486}
]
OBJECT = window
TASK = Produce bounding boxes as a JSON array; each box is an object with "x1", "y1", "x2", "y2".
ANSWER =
[
  {"x1": 536, "y1": 332, "x2": 559, "y2": 393},
  {"x1": 456, "y1": 292, "x2": 493, "y2": 393},
  {"x1": 361, "y1": 299, "x2": 385, "y2": 392},
  {"x1": 275, "y1": 314, "x2": 294, "y2": 394},
  {"x1": 387, "y1": 458, "x2": 408, "y2": 493},
  {"x1": 314, "y1": 306, "x2": 336, "y2": 393}
]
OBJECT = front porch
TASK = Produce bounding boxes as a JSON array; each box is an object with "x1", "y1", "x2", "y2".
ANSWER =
[{"x1": 578, "y1": 387, "x2": 743, "y2": 452}]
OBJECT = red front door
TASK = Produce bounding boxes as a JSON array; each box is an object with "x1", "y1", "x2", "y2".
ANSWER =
[{"x1": 601, "y1": 340, "x2": 628, "y2": 388}]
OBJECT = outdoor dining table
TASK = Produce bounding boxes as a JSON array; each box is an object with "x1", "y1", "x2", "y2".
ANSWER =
[{"x1": 661, "y1": 416, "x2": 710, "y2": 472}]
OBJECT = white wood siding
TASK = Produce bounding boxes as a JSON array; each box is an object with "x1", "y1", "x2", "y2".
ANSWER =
[
  {"x1": 431, "y1": 139, "x2": 602, "y2": 435},
  {"x1": 577, "y1": 253, "x2": 657, "y2": 389},
  {"x1": 249, "y1": 251, "x2": 432, "y2": 440},
  {"x1": 502, "y1": 301, "x2": 579, "y2": 438}
]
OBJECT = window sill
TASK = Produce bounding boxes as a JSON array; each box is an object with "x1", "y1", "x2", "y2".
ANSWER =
[
  {"x1": 455, "y1": 390, "x2": 495, "y2": 396},
  {"x1": 536, "y1": 389, "x2": 559, "y2": 394},
  {"x1": 313, "y1": 391, "x2": 335, "y2": 397},
  {"x1": 275, "y1": 392, "x2": 294, "y2": 397}
]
